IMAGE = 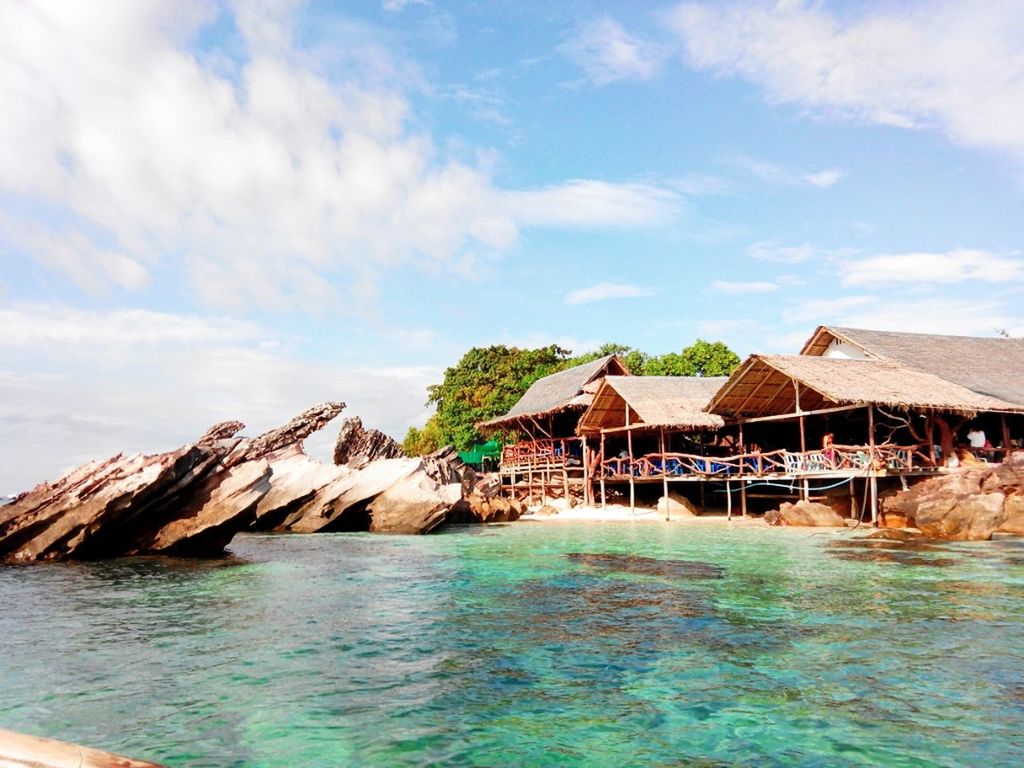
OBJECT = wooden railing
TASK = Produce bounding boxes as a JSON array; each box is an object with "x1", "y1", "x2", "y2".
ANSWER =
[
  {"x1": 600, "y1": 444, "x2": 915, "y2": 479},
  {"x1": 501, "y1": 438, "x2": 585, "y2": 471}
]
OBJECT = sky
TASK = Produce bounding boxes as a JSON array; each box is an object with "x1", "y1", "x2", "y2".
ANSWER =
[{"x1": 2, "y1": 0, "x2": 1023, "y2": 492}]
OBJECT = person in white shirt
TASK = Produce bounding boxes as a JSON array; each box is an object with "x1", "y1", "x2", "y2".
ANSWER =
[{"x1": 967, "y1": 428, "x2": 986, "y2": 449}]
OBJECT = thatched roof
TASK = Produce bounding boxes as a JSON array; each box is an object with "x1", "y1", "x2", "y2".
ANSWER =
[
  {"x1": 478, "y1": 355, "x2": 630, "y2": 429},
  {"x1": 802, "y1": 326, "x2": 1024, "y2": 406},
  {"x1": 709, "y1": 355, "x2": 1024, "y2": 418},
  {"x1": 577, "y1": 376, "x2": 727, "y2": 435}
]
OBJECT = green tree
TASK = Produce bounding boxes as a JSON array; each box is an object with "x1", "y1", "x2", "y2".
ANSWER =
[
  {"x1": 401, "y1": 419, "x2": 444, "y2": 457},
  {"x1": 645, "y1": 338, "x2": 740, "y2": 376},
  {"x1": 420, "y1": 344, "x2": 570, "y2": 451},
  {"x1": 565, "y1": 342, "x2": 649, "y2": 375}
]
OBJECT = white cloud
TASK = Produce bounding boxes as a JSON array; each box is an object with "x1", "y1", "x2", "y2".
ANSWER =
[
  {"x1": 803, "y1": 168, "x2": 845, "y2": 188},
  {"x1": 667, "y1": 1, "x2": 1024, "y2": 159},
  {"x1": 728, "y1": 155, "x2": 846, "y2": 188},
  {"x1": 508, "y1": 180, "x2": 680, "y2": 228},
  {"x1": 0, "y1": 2, "x2": 678, "y2": 310},
  {"x1": 382, "y1": 0, "x2": 430, "y2": 12},
  {"x1": 0, "y1": 304, "x2": 266, "y2": 349},
  {"x1": 840, "y1": 249, "x2": 1024, "y2": 287},
  {"x1": 781, "y1": 295, "x2": 879, "y2": 325},
  {"x1": 748, "y1": 240, "x2": 818, "y2": 263},
  {"x1": 565, "y1": 282, "x2": 656, "y2": 305},
  {"x1": 779, "y1": 293, "x2": 1024, "y2": 340},
  {"x1": 560, "y1": 17, "x2": 667, "y2": 84},
  {"x1": 833, "y1": 298, "x2": 1024, "y2": 338},
  {"x1": 709, "y1": 280, "x2": 778, "y2": 295}
]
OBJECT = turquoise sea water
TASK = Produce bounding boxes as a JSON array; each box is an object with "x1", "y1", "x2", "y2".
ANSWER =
[{"x1": 1, "y1": 523, "x2": 1023, "y2": 767}]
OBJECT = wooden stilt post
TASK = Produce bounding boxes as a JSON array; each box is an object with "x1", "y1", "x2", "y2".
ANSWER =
[
  {"x1": 868, "y1": 404, "x2": 878, "y2": 525},
  {"x1": 625, "y1": 403, "x2": 635, "y2": 516},
  {"x1": 562, "y1": 442, "x2": 570, "y2": 503},
  {"x1": 849, "y1": 478, "x2": 856, "y2": 521},
  {"x1": 599, "y1": 432, "x2": 607, "y2": 509},
  {"x1": 794, "y1": 380, "x2": 808, "y2": 501},
  {"x1": 582, "y1": 439, "x2": 590, "y2": 506},
  {"x1": 1002, "y1": 413, "x2": 1011, "y2": 464},
  {"x1": 700, "y1": 481, "x2": 705, "y2": 514},
  {"x1": 740, "y1": 480, "x2": 747, "y2": 518},
  {"x1": 660, "y1": 427, "x2": 669, "y2": 521},
  {"x1": 726, "y1": 479, "x2": 732, "y2": 521}
]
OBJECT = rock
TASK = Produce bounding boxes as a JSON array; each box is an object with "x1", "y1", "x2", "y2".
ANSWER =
[
  {"x1": 765, "y1": 500, "x2": 846, "y2": 527},
  {"x1": 866, "y1": 528, "x2": 924, "y2": 541},
  {"x1": 332, "y1": 417, "x2": 403, "y2": 469},
  {"x1": 656, "y1": 493, "x2": 698, "y2": 518},
  {"x1": 252, "y1": 445, "x2": 350, "y2": 530},
  {"x1": 422, "y1": 445, "x2": 467, "y2": 486},
  {"x1": 136, "y1": 448, "x2": 273, "y2": 557},
  {"x1": 367, "y1": 470, "x2": 459, "y2": 534},
  {"x1": 535, "y1": 504, "x2": 559, "y2": 517},
  {"x1": 246, "y1": 402, "x2": 345, "y2": 459},
  {"x1": 282, "y1": 458, "x2": 423, "y2": 533},
  {"x1": 0, "y1": 402, "x2": 346, "y2": 562},
  {"x1": 454, "y1": 488, "x2": 523, "y2": 524},
  {"x1": 881, "y1": 458, "x2": 1024, "y2": 540}
]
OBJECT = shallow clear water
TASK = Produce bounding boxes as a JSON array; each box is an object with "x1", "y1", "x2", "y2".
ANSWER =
[{"x1": 1, "y1": 523, "x2": 1023, "y2": 767}]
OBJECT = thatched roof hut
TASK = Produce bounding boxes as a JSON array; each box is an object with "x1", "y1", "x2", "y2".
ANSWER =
[
  {"x1": 801, "y1": 326, "x2": 1024, "y2": 406},
  {"x1": 709, "y1": 355, "x2": 1024, "y2": 419},
  {"x1": 478, "y1": 354, "x2": 630, "y2": 431},
  {"x1": 577, "y1": 376, "x2": 726, "y2": 435}
]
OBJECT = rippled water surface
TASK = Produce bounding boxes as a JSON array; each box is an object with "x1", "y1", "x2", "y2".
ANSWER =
[{"x1": 2, "y1": 524, "x2": 1023, "y2": 766}]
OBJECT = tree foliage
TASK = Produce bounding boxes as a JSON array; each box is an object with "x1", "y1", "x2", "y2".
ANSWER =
[
  {"x1": 403, "y1": 338, "x2": 741, "y2": 456},
  {"x1": 645, "y1": 339, "x2": 741, "y2": 377},
  {"x1": 403, "y1": 344, "x2": 569, "y2": 454}
]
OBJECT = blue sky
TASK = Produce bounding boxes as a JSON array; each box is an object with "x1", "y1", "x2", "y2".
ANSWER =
[{"x1": 2, "y1": 0, "x2": 1023, "y2": 490}]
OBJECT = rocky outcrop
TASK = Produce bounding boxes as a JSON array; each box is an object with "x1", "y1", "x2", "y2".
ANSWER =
[
  {"x1": 0, "y1": 404, "x2": 485, "y2": 563},
  {"x1": 881, "y1": 454, "x2": 1024, "y2": 540},
  {"x1": 333, "y1": 417, "x2": 403, "y2": 469},
  {"x1": 0, "y1": 406, "x2": 345, "y2": 563},
  {"x1": 765, "y1": 500, "x2": 846, "y2": 527}
]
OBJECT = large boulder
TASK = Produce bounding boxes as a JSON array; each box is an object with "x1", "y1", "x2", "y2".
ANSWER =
[
  {"x1": 765, "y1": 500, "x2": 846, "y2": 527},
  {"x1": 657, "y1": 492, "x2": 698, "y2": 518},
  {"x1": 881, "y1": 454, "x2": 1024, "y2": 540},
  {"x1": 333, "y1": 417, "x2": 403, "y2": 469},
  {"x1": 367, "y1": 470, "x2": 460, "y2": 534}
]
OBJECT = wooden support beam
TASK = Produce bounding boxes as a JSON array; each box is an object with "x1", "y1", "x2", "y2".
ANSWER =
[
  {"x1": 726, "y1": 480, "x2": 732, "y2": 521},
  {"x1": 795, "y1": 379, "x2": 807, "y2": 502},
  {"x1": 868, "y1": 404, "x2": 878, "y2": 525},
  {"x1": 660, "y1": 427, "x2": 669, "y2": 521},
  {"x1": 732, "y1": 366, "x2": 774, "y2": 416},
  {"x1": 626, "y1": 401, "x2": 635, "y2": 516},
  {"x1": 600, "y1": 432, "x2": 607, "y2": 509},
  {"x1": 734, "y1": 402, "x2": 863, "y2": 426}
]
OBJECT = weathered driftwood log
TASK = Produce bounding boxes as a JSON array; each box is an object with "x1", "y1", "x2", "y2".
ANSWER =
[
  {"x1": 882, "y1": 452, "x2": 1024, "y2": 540},
  {"x1": 765, "y1": 500, "x2": 846, "y2": 527},
  {"x1": 333, "y1": 416, "x2": 403, "y2": 469},
  {"x1": 0, "y1": 726, "x2": 164, "y2": 767}
]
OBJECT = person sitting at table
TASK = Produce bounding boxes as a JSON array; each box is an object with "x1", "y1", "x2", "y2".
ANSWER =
[{"x1": 821, "y1": 433, "x2": 836, "y2": 466}]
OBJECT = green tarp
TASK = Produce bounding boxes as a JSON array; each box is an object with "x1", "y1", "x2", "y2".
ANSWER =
[{"x1": 458, "y1": 440, "x2": 502, "y2": 467}]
